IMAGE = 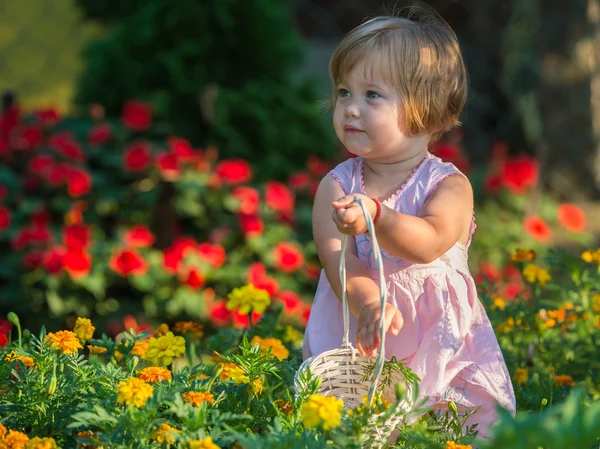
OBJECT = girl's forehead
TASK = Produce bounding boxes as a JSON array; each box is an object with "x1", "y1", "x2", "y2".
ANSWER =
[{"x1": 339, "y1": 57, "x2": 392, "y2": 86}]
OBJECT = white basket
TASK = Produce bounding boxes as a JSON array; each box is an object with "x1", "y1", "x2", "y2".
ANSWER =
[{"x1": 294, "y1": 197, "x2": 415, "y2": 448}]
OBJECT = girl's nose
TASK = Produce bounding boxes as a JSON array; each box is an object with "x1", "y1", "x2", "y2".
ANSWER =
[{"x1": 344, "y1": 103, "x2": 360, "y2": 118}]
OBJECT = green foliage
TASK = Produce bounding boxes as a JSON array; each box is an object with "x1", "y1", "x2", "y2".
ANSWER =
[{"x1": 73, "y1": 0, "x2": 336, "y2": 179}]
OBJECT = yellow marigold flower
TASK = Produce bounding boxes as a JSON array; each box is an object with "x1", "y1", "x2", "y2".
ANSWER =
[
  {"x1": 4, "y1": 351, "x2": 35, "y2": 369},
  {"x1": 555, "y1": 375, "x2": 575, "y2": 387},
  {"x1": 46, "y1": 330, "x2": 83, "y2": 354},
  {"x1": 25, "y1": 437, "x2": 57, "y2": 449},
  {"x1": 522, "y1": 264, "x2": 552, "y2": 286},
  {"x1": 219, "y1": 362, "x2": 241, "y2": 381},
  {"x1": 249, "y1": 336, "x2": 290, "y2": 360},
  {"x1": 117, "y1": 377, "x2": 154, "y2": 407},
  {"x1": 154, "y1": 323, "x2": 170, "y2": 337},
  {"x1": 153, "y1": 423, "x2": 180, "y2": 444},
  {"x1": 563, "y1": 302, "x2": 575, "y2": 310},
  {"x1": 226, "y1": 284, "x2": 271, "y2": 315},
  {"x1": 131, "y1": 341, "x2": 149, "y2": 359},
  {"x1": 183, "y1": 391, "x2": 215, "y2": 407},
  {"x1": 511, "y1": 248, "x2": 536, "y2": 262},
  {"x1": 446, "y1": 442, "x2": 472, "y2": 449},
  {"x1": 188, "y1": 437, "x2": 220, "y2": 449},
  {"x1": 146, "y1": 332, "x2": 185, "y2": 366},
  {"x1": 282, "y1": 325, "x2": 303, "y2": 345},
  {"x1": 275, "y1": 399, "x2": 294, "y2": 415},
  {"x1": 545, "y1": 318, "x2": 557, "y2": 328},
  {"x1": 138, "y1": 367, "x2": 172, "y2": 383},
  {"x1": 251, "y1": 378, "x2": 264, "y2": 395},
  {"x1": 593, "y1": 294, "x2": 600, "y2": 313},
  {"x1": 491, "y1": 297, "x2": 506, "y2": 311},
  {"x1": 174, "y1": 321, "x2": 203, "y2": 339},
  {"x1": 514, "y1": 368, "x2": 528, "y2": 385},
  {"x1": 3, "y1": 429, "x2": 30, "y2": 449},
  {"x1": 581, "y1": 249, "x2": 600, "y2": 264},
  {"x1": 87, "y1": 345, "x2": 107, "y2": 355},
  {"x1": 302, "y1": 394, "x2": 343, "y2": 430},
  {"x1": 73, "y1": 317, "x2": 95, "y2": 343}
]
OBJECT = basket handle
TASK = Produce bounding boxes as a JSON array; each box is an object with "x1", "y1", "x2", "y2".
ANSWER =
[{"x1": 338, "y1": 196, "x2": 388, "y2": 406}]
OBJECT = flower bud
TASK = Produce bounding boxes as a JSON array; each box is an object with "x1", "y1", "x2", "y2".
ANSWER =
[
  {"x1": 448, "y1": 401, "x2": 458, "y2": 417},
  {"x1": 395, "y1": 382, "x2": 405, "y2": 401},
  {"x1": 7, "y1": 312, "x2": 20, "y2": 327}
]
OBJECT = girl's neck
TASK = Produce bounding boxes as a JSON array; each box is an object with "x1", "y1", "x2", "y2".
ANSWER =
[{"x1": 363, "y1": 149, "x2": 429, "y2": 179}]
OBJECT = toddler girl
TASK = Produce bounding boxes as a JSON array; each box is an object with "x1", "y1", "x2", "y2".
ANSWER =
[{"x1": 302, "y1": 5, "x2": 516, "y2": 441}]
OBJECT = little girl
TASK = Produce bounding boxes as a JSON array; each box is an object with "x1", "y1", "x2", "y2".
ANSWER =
[{"x1": 302, "y1": 6, "x2": 516, "y2": 441}]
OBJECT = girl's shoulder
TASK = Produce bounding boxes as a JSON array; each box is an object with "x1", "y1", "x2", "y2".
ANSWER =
[
  {"x1": 421, "y1": 153, "x2": 469, "y2": 191},
  {"x1": 327, "y1": 157, "x2": 361, "y2": 195}
]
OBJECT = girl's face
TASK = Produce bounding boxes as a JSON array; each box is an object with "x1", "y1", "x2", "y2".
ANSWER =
[{"x1": 333, "y1": 59, "x2": 426, "y2": 162}]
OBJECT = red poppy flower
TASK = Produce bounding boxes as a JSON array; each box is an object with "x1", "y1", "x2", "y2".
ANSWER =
[
  {"x1": 167, "y1": 136, "x2": 195, "y2": 162},
  {"x1": 156, "y1": 152, "x2": 180, "y2": 181},
  {"x1": 238, "y1": 214, "x2": 264, "y2": 237},
  {"x1": 88, "y1": 123, "x2": 112, "y2": 145},
  {"x1": 22, "y1": 249, "x2": 44, "y2": 269},
  {"x1": 475, "y1": 261, "x2": 500, "y2": 284},
  {"x1": 431, "y1": 142, "x2": 470, "y2": 173},
  {"x1": 288, "y1": 172, "x2": 311, "y2": 190},
  {"x1": 163, "y1": 237, "x2": 196, "y2": 273},
  {"x1": 232, "y1": 186, "x2": 260, "y2": 214},
  {"x1": 501, "y1": 155, "x2": 539, "y2": 194},
  {"x1": 215, "y1": 159, "x2": 252, "y2": 185},
  {"x1": 109, "y1": 248, "x2": 148, "y2": 276},
  {"x1": 43, "y1": 245, "x2": 66, "y2": 275},
  {"x1": 64, "y1": 224, "x2": 90, "y2": 250},
  {"x1": 16, "y1": 126, "x2": 43, "y2": 150},
  {"x1": 121, "y1": 100, "x2": 152, "y2": 131},
  {"x1": 209, "y1": 299, "x2": 231, "y2": 327},
  {"x1": 524, "y1": 216, "x2": 551, "y2": 242},
  {"x1": 247, "y1": 262, "x2": 279, "y2": 297},
  {"x1": 36, "y1": 108, "x2": 60, "y2": 126},
  {"x1": 63, "y1": 248, "x2": 92, "y2": 278},
  {"x1": 273, "y1": 242, "x2": 304, "y2": 273},
  {"x1": 124, "y1": 142, "x2": 152, "y2": 172},
  {"x1": 277, "y1": 290, "x2": 303, "y2": 315},
  {"x1": 49, "y1": 132, "x2": 85, "y2": 162},
  {"x1": 502, "y1": 282, "x2": 523, "y2": 299},
  {"x1": 124, "y1": 225, "x2": 155, "y2": 248},
  {"x1": 197, "y1": 243, "x2": 226, "y2": 268},
  {"x1": 182, "y1": 266, "x2": 205, "y2": 289},
  {"x1": 65, "y1": 166, "x2": 92, "y2": 197},
  {"x1": 557, "y1": 203, "x2": 586, "y2": 233},
  {"x1": 0, "y1": 206, "x2": 11, "y2": 230},
  {"x1": 305, "y1": 263, "x2": 321, "y2": 280},
  {"x1": 265, "y1": 182, "x2": 294, "y2": 214},
  {"x1": 307, "y1": 156, "x2": 330, "y2": 176}
]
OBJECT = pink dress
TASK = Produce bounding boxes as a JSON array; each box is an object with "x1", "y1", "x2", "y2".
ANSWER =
[{"x1": 303, "y1": 152, "x2": 516, "y2": 439}]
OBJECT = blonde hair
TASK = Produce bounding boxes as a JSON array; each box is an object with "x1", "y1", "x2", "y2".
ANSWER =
[{"x1": 329, "y1": 4, "x2": 467, "y2": 139}]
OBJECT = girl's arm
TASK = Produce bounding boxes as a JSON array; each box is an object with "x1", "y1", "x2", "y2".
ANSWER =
[
  {"x1": 332, "y1": 174, "x2": 473, "y2": 264},
  {"x1": 312, "y1": 175, "x2": 381, "y2": 317}
]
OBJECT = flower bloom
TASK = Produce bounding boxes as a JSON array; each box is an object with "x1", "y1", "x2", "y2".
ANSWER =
[
  {"x1": 510, "y1": 248, "x2": 536, "y2": 263},
  {"x1": 524, "y1": 216, "x2": 551, "y2": 242},
  {"x1": 124, "y1": 225, "x2": 155, "y2": 247},
  {"x1": 581, "y1": 249, "x2": 600, "y2": 264},
  {"x1": 46, "y1": 330, "x2": 83, "y2": 354},
  {"x1": 445, "y1": 442, "x2": 472, "y2": 449},
  {"x1": 109, "y1": 248, "x2": 148, "y2": 276},
  {"x1": 188, "y1": 437, "x2": 220, "y2": 449},
  {"x1": 73, "y1": 317, "x2": 95, "y2": 343},
  {"x1": 153, "y1": 423, "x2": 180, "y2": 444},
  {"x1": 117, "y1": 377, "x2": 154, "y2": 407},
  {"x1": 122, "y1": 100, "x2": 152, "y2": 131},
  {"x1": 249, "y1": 336, "x2": 290, "y2": 360},
  {"x1": 522, "y1": 264, "x2": 551, "y2": 286},
  {"x1": 491, "y1": 297, "x2": 506, "y2": 311},
  {"x1": 173, "y1": 321, "x2": 203, "y2": 339},
  {"x1": 273, "y1": 242, "x2": 304, "y2": 273},
  {"x1": 145, "y1": 332, "x2": 186, "y2": 366},
  {"x1": 215, "y1": 159, "x2": 252, "y2": 185},
  {"x1": 1, "y1": 426, "x2": 30, "y2": 448},
  {"x1": 554, "y1": 375, "x2": 574, "y2": 387},
  {"x1": 138, "y1": 367, "x2": 172, "y2": 383},
  {"x1": 557, "y1": 203, "x2": 585, "y2": 233},
  {"x1": 514, "y1": 368, "x2": 528, "y2": 385},
  {"x1": 182, "y1": 391, "x2": 215, "y2": 407},
  {"x1": 4, "y1": 351, "x2": 35, "y2": 370},
  {"x1": 302, "y1": 394, "x2": 343, "y2": 430},
  {"x1": 87, "y1": 345, "x2": 107, "y2": 355},
  {"x1": 24, "y1": 436, "x2": 58, "y2": 448},
  {"x1": 226, "y1": 284, "x2": 271, "y2": 315}
]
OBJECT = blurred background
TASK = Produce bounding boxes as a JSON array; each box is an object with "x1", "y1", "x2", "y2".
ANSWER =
[{"x1": 1, "y1": 0, "x2": 599, "y2": 336}]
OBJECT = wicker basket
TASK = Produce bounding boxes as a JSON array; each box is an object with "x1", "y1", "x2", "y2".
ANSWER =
[{"x1": 294, "y1": 197, "x2": 415, "y2": 448}]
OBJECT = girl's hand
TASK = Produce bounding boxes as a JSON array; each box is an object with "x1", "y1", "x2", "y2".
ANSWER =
[
  {"x1": 332, "y1": 194, "x2": 378, "y2": 236},
  {"x1": 356, "y1": 302, "x2": 403, "y2": 357}
]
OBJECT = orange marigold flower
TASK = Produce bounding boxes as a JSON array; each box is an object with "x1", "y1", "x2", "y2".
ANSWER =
[
  {"x1": 173, "y1": 321, "x2": 203, "y2": 339},
  {"x1": 154, "y1": 323, "x2": 170, "y2": 337},
  {"x1": 138, "y1": 367, "x2": 172, "y2": 383},
  {"x1": 554, "y1": 375, "x2": 575, "y2": 387},
  {"x1": 182, "y1": 391, "x2": 215, "y2": 407},
  {"x1": 87, "y1": 345, "x2": 107, "y2": 355},
  {"x1": 510, "y1": 248, "x2": 536, "y2": 262},
  {"x1": 557, "y1": 203, "x2": 586, "y2": 233},
  {"x1": 3, "y1": 429, "x2": 30, "y2": 448},
  {"x1": 445, "y1": 442, "x2": 472, "y2": 449},
  {"x1": 514, "y1": 368, "x2": 528, "y2": 385},
  {"x1": 4, "y1": 351, "x2": 35, "y2": 369},
  {"x1": 249, "y1": 336, "x2": 290, "y2": 360},
  {"x1": 152, "y1": 423, "x2": 180, "y2": 444},
  {"x1": 46, "y1": 330, "x2": 83, "y2": 354}
]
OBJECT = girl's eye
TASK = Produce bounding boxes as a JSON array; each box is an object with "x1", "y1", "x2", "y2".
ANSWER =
[
  {"x1": 367, "y1": 90, "x2": 381, "y2": 99},
  {"x1": 338, "y1": 88, "x2": 350, "y2": 97}
]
